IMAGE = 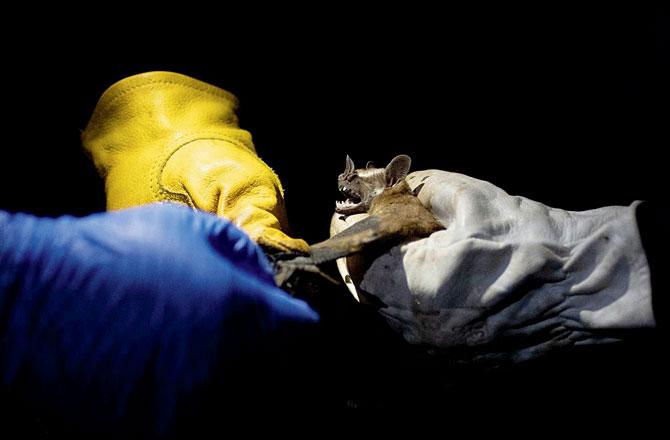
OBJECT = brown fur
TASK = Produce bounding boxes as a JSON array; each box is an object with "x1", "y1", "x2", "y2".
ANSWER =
[
  {"x1": 369, "y1": 180, "x2": 443, "y2": 239},
  {"x1": 275, "y1": 156, "x2": 445, "y2": 291},
  {"x1": 343, "y1": 180, "x2": 444, "y2": 292}
]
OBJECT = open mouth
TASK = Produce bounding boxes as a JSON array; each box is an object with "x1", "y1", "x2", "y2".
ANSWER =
[{"x1": 335, "y1": 186, "x2": 362, "y2": 213}]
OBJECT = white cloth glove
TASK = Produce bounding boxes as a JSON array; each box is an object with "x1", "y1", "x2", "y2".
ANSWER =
[{"x1": 331, "y1": 170, "x2": 654, "y2": 362}]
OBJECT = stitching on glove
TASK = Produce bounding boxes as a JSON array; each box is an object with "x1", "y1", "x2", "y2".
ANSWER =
[
  {"x1": 94, "y1": 76, "x2": 239, "y2": 116},
  {"x1": 152, "y1": 131, "x2": 265, "y2": 206}
]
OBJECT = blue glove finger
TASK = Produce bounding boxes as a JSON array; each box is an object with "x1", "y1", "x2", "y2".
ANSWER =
[
  {"x1": 71, "y1": 203, "x2": 276, "y2": 286},
  {"x1": 198, "y1": 206, "x2": 276, "y2": 285},
  {"x1": 261, "y1": 284, "x2": 320, "y2": 323}
]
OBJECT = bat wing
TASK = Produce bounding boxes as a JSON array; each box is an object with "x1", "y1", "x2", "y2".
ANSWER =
[
  {"x1": 274, "y1": 201, "x2": 441, "y2": 287},
  {"x1": 276, "y1": 213, "x2": 397, "y2": 270},
  {"x1": 273, "y1": 215, "x2": 392, "y2": 287},
  {"x1": 308, "y1": 215, "x2": 387, "y2": 264},
  {"x1": 285, "y1": 205, "x2": 434, "y2": 268}
]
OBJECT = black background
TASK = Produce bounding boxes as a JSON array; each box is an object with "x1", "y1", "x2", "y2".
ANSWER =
[{"x1": 1, "y1": 5, "x2": 668, "y2": 435}]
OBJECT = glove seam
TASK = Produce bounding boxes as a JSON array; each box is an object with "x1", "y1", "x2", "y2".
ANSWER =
[
  {"x1": 153, "y1": 132, "x2": 264, "y2": 206},
  {"x1": 90, "y1": 73, "x2": 239, "y2": 119}
]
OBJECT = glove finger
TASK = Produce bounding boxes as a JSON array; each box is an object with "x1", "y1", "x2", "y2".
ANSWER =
[
  {"x1": 221, "y1": 267, "x2": 319, "y2": 326},
  {"x1": 261, "y1": 286, "x2": 320, "y2": 324},
  {"x1": 199, "y1": 210, "x2": 276, "y2": 285}
]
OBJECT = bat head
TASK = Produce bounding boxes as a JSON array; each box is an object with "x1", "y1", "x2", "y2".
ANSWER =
[{"x1": 336, "y1": 154, "x2": 412, "y2": 215}]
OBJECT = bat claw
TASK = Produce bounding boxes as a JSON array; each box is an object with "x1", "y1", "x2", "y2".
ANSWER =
[{"x1": 274, "y1": 257, "x2": 341, "y2": 288}]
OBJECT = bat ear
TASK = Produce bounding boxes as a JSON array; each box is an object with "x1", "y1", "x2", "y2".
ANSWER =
[
  {"x1": 385, "y1": 155, "x2": 411, "y2": 186},
  {"x1": 344, "y1": 155, "x2": 355, "y2": 174},
  {"x1": 366, "y1": 161, "x2": 375, "y2": 169}
]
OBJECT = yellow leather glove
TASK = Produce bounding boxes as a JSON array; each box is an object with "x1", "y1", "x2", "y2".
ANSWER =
[{"x1": 82, "y1": 71, "x2": 308, "y2": 253}]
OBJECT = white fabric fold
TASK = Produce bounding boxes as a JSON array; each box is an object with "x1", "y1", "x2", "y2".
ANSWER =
[{"x1": 331, "y1": 170, "x2": 654, "y2": 358}]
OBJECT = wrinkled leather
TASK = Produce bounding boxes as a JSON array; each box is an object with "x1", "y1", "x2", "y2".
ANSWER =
[
  {"x1": 82, "y1": 71, "x2": 307, "y2": 252},
  {"x1": 331, "y1": 170, "x2": 654, "y2": 362}
]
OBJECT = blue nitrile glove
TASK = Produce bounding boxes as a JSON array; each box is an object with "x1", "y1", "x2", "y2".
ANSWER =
[{"x1": 0, "y1": 203, "x2": 318, "y2": 435}]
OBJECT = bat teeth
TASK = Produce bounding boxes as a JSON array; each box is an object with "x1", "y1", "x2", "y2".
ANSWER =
[{"x1": 336, "y1": 199, "x2": 359, "y2": 209}]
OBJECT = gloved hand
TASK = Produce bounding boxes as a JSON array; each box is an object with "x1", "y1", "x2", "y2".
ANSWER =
[
  {"x1": 81, "y1": 71, "x2": 308, "y2": 253},
  {"x1": 0, "y1": 204, "x2": 317, "y2": 434},
  {"x1": 332, "y1": 170, "x2": 654, "y2": 362}
]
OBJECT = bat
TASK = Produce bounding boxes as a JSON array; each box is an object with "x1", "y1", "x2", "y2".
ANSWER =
[{"x1": 274, "y1": 154, "x2": 444, "y2": 287}]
